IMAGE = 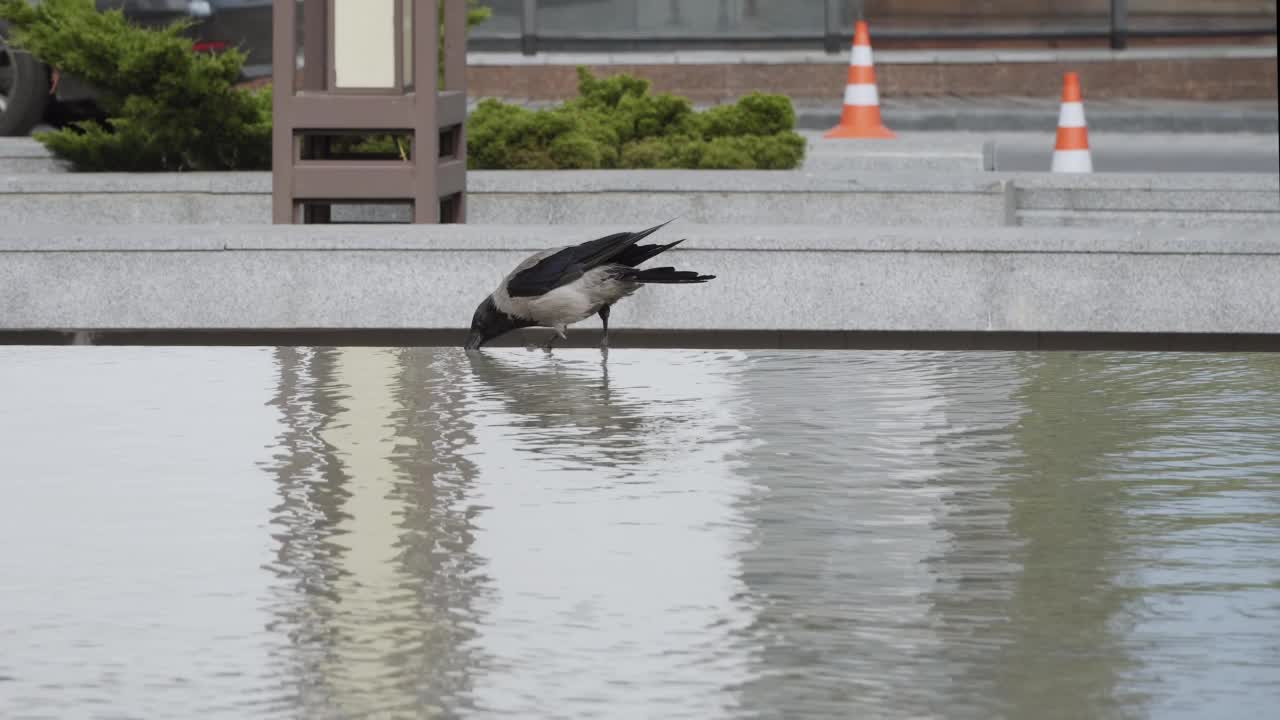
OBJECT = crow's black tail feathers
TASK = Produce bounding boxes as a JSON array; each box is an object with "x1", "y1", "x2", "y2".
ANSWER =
[
  {"x1": 613, "y1": 238, "x2": 685, "y2": 268},
  {"x1": 566, "y1": 220, "x2": 677, "y2": 275},
  {"x1": 622, "y1": 266, "x2": 716, "y2": 284}
]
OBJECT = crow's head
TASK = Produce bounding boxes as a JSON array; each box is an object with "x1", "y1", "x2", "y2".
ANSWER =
[{"x1": 465, "y1": 296, "x2": 530, "y2": 350}]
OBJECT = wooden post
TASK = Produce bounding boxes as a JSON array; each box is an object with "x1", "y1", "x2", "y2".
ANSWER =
[
  {"x1": 271, "y1": 0, "x2": 296, "y2": 223},
  {"x1": 443, "y1": 0, "x2": 467, "y2": 222},
  {"x1": 412, "y1": 0, "x2": 440, "y2": 224}
]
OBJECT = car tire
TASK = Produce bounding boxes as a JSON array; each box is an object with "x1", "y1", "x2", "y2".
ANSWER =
[{"x1": 0, "y1": 40, "x2": 50, "y2": 136}]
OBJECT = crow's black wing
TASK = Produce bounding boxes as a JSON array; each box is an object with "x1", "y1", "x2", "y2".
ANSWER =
[
  {"x1": 505, "y1": 232, "x2": 632, "y2": 297},
  {"x1": 506, "y1": 220, "x2": 675, "y2": 297}
]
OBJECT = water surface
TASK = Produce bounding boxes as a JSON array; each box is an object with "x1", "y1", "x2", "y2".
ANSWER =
[{"x1": 2, "y1": 347, "x2": 1279, "y2": 719}]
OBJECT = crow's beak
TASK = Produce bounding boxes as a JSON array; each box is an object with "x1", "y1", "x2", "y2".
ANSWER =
[{"x1": 464, "y1": 330, "x2": 485, "y2": 350}]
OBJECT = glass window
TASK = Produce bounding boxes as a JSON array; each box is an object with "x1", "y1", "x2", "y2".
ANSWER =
[
  {"x1": 470, "y1": 0, "x2": 525, "y2": 37},
  {"x1": 1127, "y1": 0, "x2": 1277, "y2": 34},
  {"x1": 536, "y1": 0, "x2": 826, "y2": 36},
  {"x1": 857, "y1": 1, "x2": 1109, "y2": 35}
]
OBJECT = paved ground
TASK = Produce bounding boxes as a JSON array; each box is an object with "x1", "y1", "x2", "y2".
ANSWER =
[
  {"x1": 800, "y1": 131, "x2": 986, "y2": 172},
  {"x1": 10, "y1": 130, "x2": 1277, "y2": 175},
  {"x1": 797, "y1": 97, "x2": 1280, "y2": 134},
  {"x1": 464, "y1": 96, "x2": 1279, "y2": 134},
  {"x1": 798, "y1": 131, "x2": 1280, "y2": 174},
  {"x1": 12, "y1": 96, "x2": 1275, "y2": 143},
  {"x1": 987, "y1": 132, "x2": 1280, "y2": 173}
]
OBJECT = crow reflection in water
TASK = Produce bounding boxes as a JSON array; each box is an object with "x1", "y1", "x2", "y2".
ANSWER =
[
  {"x1": 464, "y1": 221, "x2": 715, "y2": 351},
  {"x1": 464, "y1": 351, "x2": 686, "y2": 468}
]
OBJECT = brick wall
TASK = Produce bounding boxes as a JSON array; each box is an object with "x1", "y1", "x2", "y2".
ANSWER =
[
  {"x1": 466, "y1": 56, "x2": 1278, "y2": 102},
  {"x1": 864, "y1": 0, "x2": 1275, "y2": 17}
]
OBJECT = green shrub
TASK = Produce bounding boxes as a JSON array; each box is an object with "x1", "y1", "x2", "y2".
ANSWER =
[
  {"x1": 0, "y1": 0, "x2": 490, "y2": 172},
  {"x1": 468, "y1": 68, "x2": 805, "y2": 170},
  {"x1": 696, "y1": 93, "x2": 796, "y2": 137},
  {"x1": 466, "y1": 98, "x2": 626, "y2": 170},
  {"x1": 0, "y1": 0, "x2": 272, "y2": 171}
]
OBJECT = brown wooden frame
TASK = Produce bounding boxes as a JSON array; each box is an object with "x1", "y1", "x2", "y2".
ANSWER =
[{"x1": 272, "y1": 0, "x2": 467, "y2": 224}]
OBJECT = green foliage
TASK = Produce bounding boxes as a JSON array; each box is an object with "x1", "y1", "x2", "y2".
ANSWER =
[
  {"x1": 0, "y1": 0, "x2": 490, "y2": 172},
  {"x1": 468, "y1": 67, "x2": 805, "y2": 170},
  {"x1": 695, "y1": 93, "x2": 796, "y2": 138},
  {"x1": 0, "y1": 0, "x2": 271, "y2": 171},
  {"x1": 467, "y1": 95, "x2": 624, "y2": 170},
  {"x1": 0, "y1": 3, "x2": 799, "y2": 172}
]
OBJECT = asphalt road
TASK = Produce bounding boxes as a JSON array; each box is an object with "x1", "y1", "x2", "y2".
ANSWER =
[{"x1": 991, "y1": 133, "x2": 1280, "y2": 173}]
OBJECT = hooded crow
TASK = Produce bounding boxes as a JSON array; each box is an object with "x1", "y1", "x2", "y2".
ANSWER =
[{"x1": 465, "y1": 221, "x2": 715, "y2": 350}]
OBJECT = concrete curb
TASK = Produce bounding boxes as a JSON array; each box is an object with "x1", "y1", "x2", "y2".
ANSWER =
[
  {"x1": 1, "y1": 170, "x2": 1276, "y2": 228},
  {"x1": 7, "y1": 223, "x2": 1278, "y2": 253},
  {"x1": 797, "y1": 105, "x2": 1280, "y2": 134},
  {"x1": 0, "y1": 170, "x2": 1011, "y2": 226},
  {"x1": 466, "y1": 98, "x2": 1279, "y2": 134},
  {"x1": 3, "y1": 224, "x2": 1278, "y2": 344},
  {"x1": 0, "y1": 138, "x2": 69, "y2": 174}
]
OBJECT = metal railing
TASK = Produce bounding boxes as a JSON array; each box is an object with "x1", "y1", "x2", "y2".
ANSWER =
[{"x1": 465, "y1": 0, "x2": 1277, "y2": 55}]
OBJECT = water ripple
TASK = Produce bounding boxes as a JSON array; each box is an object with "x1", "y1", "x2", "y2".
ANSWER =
[{"x1": 1, "y1": 348, "x2": 1278, "y2": 719}]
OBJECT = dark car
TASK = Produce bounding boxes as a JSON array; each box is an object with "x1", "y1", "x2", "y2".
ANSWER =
[{"x1": 0, "y1": 0, "x2": 273, "y2": 136}]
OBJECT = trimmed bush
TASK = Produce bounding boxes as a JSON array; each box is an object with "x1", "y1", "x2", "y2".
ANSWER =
[
  {"x1": 0, "y1": 0, "x2": 272, "y2": 171},
  {"x1": 0, "y1": 0, "x2": 490, "y2": 172},
  {"x1": 467, "y1": 68, "x2": 806, "y2": 170}
]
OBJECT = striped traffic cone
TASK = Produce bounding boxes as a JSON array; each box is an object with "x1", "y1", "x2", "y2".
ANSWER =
[
  {"x1": 825, "y1": 20, "x2": 895, "y2": 139},
  {"x1": 1051, "y1": 72, "x2": 1093, "y2": 173}
]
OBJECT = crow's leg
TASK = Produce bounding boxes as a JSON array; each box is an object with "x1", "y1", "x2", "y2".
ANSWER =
[
  {"x1": 598, "y1": 304, "x2": 612, "y2": 349},
  {"x1": 543, "y1": 325, "x2": 568, "y2": 353}
]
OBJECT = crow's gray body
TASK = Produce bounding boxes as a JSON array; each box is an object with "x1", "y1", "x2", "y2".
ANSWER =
[
  {"x1": 464, "y1": 221, "x2": 715, "y2": 350},
  {"x1": 493, "y1": 252, "x2": 641, "y2": 338}
]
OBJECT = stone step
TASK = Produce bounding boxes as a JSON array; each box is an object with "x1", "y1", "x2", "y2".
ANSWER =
[
  {"x1": 0, "y1": 138, "x2": 68, "y2": 174},
  {"x1": 3, "y1": 224, "x2": 1277, "y2": 346},
  {"x1": 2, "y1": 168, "x2": 1276, "y2": 227},
  {"x1": 1017, "y1": 209, "x2": 1280, "y2": 228}
]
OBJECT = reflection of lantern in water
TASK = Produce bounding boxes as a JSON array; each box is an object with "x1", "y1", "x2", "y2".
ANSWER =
[{"x1": 316, "y1": 347, "x2": 406, "y2": 709}]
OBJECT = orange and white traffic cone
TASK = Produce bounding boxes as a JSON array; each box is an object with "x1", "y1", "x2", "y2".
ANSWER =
[
  {"x1": 1051, "y1": 72, "x2": 1093, "y2": 173},
  {"x1": 824, "y1": 20, "x2": 895, "y2": 139}
]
